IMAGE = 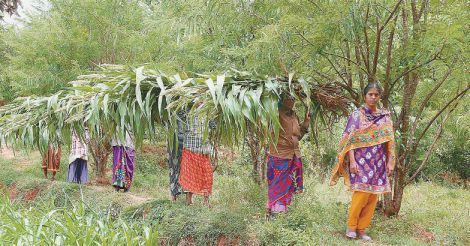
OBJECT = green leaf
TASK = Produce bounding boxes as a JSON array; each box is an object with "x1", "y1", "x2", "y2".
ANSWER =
[
  {"x1": 206, "y1": 78, "x2": 217, "y2": 105},
  {"x1": 216, "y1": 75, "x2": 225, "y2": 103},
  {"x1": 103, "y1": 94, "x2": 109, "y2": 117},
  {"x1": 157, "y1": 76, "x2": 166, "y2": 113},
  {"x1": 135, "y1": 66, "x2": 146, "y2": 111},
  {"x1": 288, "y1": 73, "x2": 294, "y2": 91}
]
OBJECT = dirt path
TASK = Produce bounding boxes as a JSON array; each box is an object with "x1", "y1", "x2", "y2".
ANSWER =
[
  {"x1": 2, "y1": 146, "x2": 154, "y2": 206},
  {"x1": 126, "y1": 193, "x2": 153, "y2": 204},
  {"x1": 88, "y1": 184, "x2": 154, "y2": 206},
  {"x1": 0, "y1": 146, "x2": 16, "y2": 159}
]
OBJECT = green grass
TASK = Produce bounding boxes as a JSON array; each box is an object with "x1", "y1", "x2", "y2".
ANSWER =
[{"x1": 0, "y1": 147, "x2": 469, "y2": 245}]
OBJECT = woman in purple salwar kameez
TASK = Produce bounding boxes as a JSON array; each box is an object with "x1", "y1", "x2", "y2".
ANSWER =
[
  {"x1": 330, "y1": 83, "x2": 396, "y2": 241},
  {"x1": 111, "y1": 131, "x2": 135, "y2": 192}
]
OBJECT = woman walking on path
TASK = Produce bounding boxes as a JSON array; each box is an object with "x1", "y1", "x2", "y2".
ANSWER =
[
  {"x1": 178, "y1": 114, "x2": 216, "y2": 207},
  {"x1": 111, "y1": 131, "x2": 135, "y2": 192},
  {"x1": 267, "y1": 93, "x2": 310, "y2": 215},
  {"x1": 67, "y1": 129, "x2": 90, "y2": 184},
  {"x1": 41, "y1": 143, "x2": 62, "y2": 181},
  {"x1": 168, "y1": 110, "x2": 186, "y2": 201},
  {"x1": 330, "y1": 83, "x2": 396, "y2": 241}
]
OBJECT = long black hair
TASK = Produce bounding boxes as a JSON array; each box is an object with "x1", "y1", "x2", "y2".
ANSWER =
[
  {"x1": 363, "y1": 82, "x2": 383, "y2": 96},
  {"x1": 278, "y1": 92, "x2": 295, "y2": 109}
]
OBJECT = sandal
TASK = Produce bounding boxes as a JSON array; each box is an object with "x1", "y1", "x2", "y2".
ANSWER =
[
  {"x1": 357, "y1": 231, "x2": 372, "y2": 241},
  {"x1": 345, "y1": 229, "x2": 357, "y2": 239},
  {"x1": 358, "y1": 233, "x2": 372, "y2": 241}
]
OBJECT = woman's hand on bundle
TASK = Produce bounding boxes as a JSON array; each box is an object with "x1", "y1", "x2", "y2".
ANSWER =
[{"x1": 302, "y1": 110, "x2": 311, "y2": 129}]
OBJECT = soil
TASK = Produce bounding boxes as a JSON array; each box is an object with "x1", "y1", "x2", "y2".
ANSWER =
[
  {"x1": 0, "y1": 146, "x2": 15, "y2": 159},
  {"x1": 413, "y1": 224, "x2": 435, "y2": 243}
]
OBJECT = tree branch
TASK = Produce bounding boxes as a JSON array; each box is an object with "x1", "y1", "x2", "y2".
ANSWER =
[
  {"x1": 322, "y1": 54, "x2": 349, "y2": 87},
  {"x1": 383, "y1": 14, "x2": 399, "y2": 108},
  {"x1": 372, "y1": 0, "x2": 401, "y2": 79},
  {"x1": 319, "y1": 51, "x2": 369, "y2": 74},
  {"x1": 311, "y1": 69, "x2": 334, "y2": 81},
  {"x1": 390, "y1": 50, "x2": 441, "y2": 91},
  {"x1": 418, "y1": 0, "x2": 428, "y2": 22},
  {"x1": 371, "y1": 16, "x2": 381, "y2": 78},
  {"x1": 355, "y1": 43, "x2": 366, "y2": 96},
  {"x1": 406, "y1": 101, "x2": 457, "y2": 184},
  {"x1": 363, "y1": 4, "x2": 371, "y2": 77},
  {"x1": 335, "y1": 82, "x2": 360, "y2": 106},
  {"x1": 345, "y1": 41, "x2": 353, "y2": 89},
  {"x1": 415, "y1": 85, "x2": 469, "y2": 146},
  {"x1": 344, "y1": 41, "x2": 360, "y2": 102},
  {"x1": 414, "y1": 66, "x2": 453, "y2": 122},
  {"x1": 306, "y1": 0, "x2": 323, "y2": 11},
  {"x1": 411, "y1": 0, "x2": 419, "y2": 22},
  {"x1": 379, "y1": 0, "x2": 403, "y2": 32}
]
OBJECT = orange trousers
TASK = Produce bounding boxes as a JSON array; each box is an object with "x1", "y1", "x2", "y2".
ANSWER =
[{"x1": 347, "y1": 191, "x2": 378, "y2": 232}]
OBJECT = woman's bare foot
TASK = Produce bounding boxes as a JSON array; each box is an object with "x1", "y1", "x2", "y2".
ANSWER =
[
  {"x1": 185, "y1": 193, "x2": 193, "y2": 206},
  {"x1": 203, "y1": 196, "x2": 212, "y2": 208}
]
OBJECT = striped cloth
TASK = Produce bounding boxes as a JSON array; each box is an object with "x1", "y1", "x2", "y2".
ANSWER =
[{"x1": 180, "y1": 112, "x2": 215, "y2": 155}]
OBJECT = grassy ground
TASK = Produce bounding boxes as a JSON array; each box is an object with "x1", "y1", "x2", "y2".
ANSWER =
[{"x1": 0, "y1": 145, "x2": 469, "y2": 245}]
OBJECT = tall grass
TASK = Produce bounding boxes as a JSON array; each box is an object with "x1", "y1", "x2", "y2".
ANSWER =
[{"x1": 0, "y1": 195, "x2": 158, "y2": 245}]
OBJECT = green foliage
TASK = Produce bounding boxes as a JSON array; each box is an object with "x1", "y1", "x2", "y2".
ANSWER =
[
  {"x1": 421, "y1": 109, "x2": 470, "y2": 182},
  {"x1": 0, "y1": 64, "x2": 351, "y2": 155},
  {"x1": 3, "y1": 0, "x2": 162, "y2": 96},
  {"x1": 0, "y1": 198, "x2": 158, "y2": 245}
]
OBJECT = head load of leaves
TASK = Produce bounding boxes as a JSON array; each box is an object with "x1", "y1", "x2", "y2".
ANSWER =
[{"x1": 0, "y1": 65, "x2": 352, "y2": 150}]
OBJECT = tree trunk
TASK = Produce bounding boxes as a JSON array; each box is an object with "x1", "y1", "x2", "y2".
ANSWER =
[
  {"x1": 384, "y1": 162, "x2": 406, "y2": 216},
  {"x1": 89, "y1": 140, "x2": 112, "y2": 185},
  {"x1": 246, "y1": 126, "x2": 265, "y2": 184},
  {"x1": 384, "y1": 3, "x2": 413, "y2": 216},
  {"x1": 384, "y1": 0, "x2": 428, "y2": 216}
]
